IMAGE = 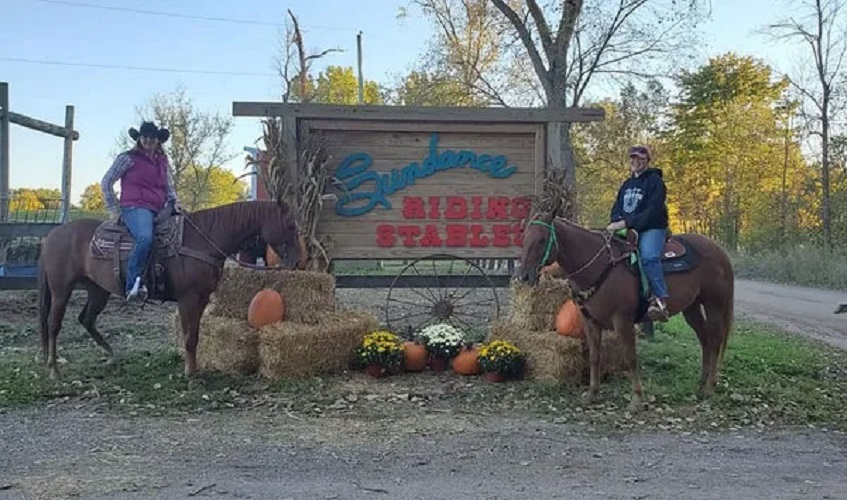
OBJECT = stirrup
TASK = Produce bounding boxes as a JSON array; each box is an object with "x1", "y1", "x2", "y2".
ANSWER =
[{"x1": 647, "y1": 298, "x2": 670, "y2": 322}]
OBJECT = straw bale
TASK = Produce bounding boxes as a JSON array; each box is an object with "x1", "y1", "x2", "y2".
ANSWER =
[
  {"x1": 489, "y1": 321, "x2": 629, "y2": 384},
  {"x1": 509, "y1": 276, "x2": 572, "y2": 331},
  {"x1": 490, "y1": 320, "x2": 584, "y2": 383},
  {"x1": 171, "y1": 313, "x2": 260, "y2": 375},
  {"x1": 209, "y1": 266, "x2": 335, "y2": 323},
  {"x1": 258, "y1": 310, "x2": 380, "y2": 379}
]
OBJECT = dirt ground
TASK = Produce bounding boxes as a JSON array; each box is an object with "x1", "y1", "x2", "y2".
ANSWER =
[{"x1": 1, "y1": 280, "x2": 846, "y2": 500}]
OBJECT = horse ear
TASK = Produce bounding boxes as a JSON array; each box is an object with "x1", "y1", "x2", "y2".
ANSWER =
[{"x1": 551, "y1": 197, "x2": 563, "y2": 219}]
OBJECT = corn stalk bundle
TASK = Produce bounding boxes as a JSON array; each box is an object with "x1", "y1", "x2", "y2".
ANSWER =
[{"x1": 245, "y1": 117, "x2": 333, "y2": 271}]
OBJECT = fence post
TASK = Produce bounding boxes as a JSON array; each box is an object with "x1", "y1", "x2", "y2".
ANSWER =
[
  {"x1": 0, "y1": 82, "x2": 9, "y2": 223},
  {"x1": 61, "y1": 105, "x2": 74, "y2": 222}
]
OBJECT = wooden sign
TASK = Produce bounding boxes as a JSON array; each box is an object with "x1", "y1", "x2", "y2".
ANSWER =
[{"x1": 232, "y1": 104, "x2": 605, "y2": 260}]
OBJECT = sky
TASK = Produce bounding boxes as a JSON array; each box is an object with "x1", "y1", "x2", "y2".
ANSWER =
[{"x1": 0, "y1": 0, "x2": 804, "y2": 204}]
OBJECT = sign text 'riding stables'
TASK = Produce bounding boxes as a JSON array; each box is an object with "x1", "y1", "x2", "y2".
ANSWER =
[{"x1": 376, "y1": 195, "x2": 530, "y2": 249}]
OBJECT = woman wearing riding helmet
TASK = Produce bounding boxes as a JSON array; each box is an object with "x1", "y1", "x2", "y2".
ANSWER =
[{"x1": 101, "y1": 121, "x2": 181, "y2": 302}]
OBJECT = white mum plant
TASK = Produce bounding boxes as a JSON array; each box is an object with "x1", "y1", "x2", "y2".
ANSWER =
[{"x1": 418, "y1": 323, "x2": 465, "y2": 358}]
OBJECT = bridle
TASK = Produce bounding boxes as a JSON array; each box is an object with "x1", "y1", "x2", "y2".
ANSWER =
[
  {"x1": 181, "y1": 212, "x2": 298, "y2": 271},
  {"x1": 528, "y1": 218, "x2": 631, "y2": 304}
]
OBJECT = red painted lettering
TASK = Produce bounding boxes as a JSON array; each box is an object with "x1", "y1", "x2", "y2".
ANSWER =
[
  {"x1": 445, "y1": 224, "x2": 468, "y2": 247},
  {"x1": 376, "y1": 224, "x2": 396, "y2": 247},
  {"x1": 444, "y1": 196, "x2": 468, "y2": 220},
  {"x1": 428, "y1": 197, "x2": 441, "y2": 219},
  {"x1": 492, "y1": 224, "x2": 512, "y2": 247},
  {"x1": 402, "y1": 196, "x2": 425, "y2": 219},
  {"x1": 513, "y1": 222, "x2": 525, "y2": 247},
  {"x1": 397, "y1": 226, "x2": 421, "y2": 247},
  {"x1": 419, "y1": 224, "x2": 444, "y2": 247},
  {"x1": 511, "y1": 197, "x2": 532, "y2": 219},
  {"x1": 486, "y1": 196, "x2": 510, "y2": 220},
  {"x1": 469, "y1": 225, "x2": 489, "y2": 247},
  {"x1": 470, "y1": 196, "x2": 484, "y2": 220}
]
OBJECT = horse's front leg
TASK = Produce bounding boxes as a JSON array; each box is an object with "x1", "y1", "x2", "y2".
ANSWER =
[
  {"x1": 583, "y1": 318, "x2": 603, "y2": 404},
  {"x1": 614, "y1": 317, "x2": 644, "y2": 413},
  {"x1": 177, "y1": 292, "x2": 209, "y2": 377}
]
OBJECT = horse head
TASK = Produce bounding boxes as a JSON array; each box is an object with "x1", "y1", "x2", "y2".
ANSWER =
[
  {"x1": 260, "y1": 201, "x2": 303, "y2": 270},
  {"x1": 517, "y1": 198, "x2": 561, "y2": 285}
]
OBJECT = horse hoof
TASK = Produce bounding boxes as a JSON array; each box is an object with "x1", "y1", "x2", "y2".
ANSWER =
[
  {"x1": 48, "y1": 368, "x2": 60, "y2": 381},
  {"x1": 582, "y1": 391, "x2": 601, "y2": 405},
  {"x1": 627, "y1": 398, "x2": 644, "y2": 414}
]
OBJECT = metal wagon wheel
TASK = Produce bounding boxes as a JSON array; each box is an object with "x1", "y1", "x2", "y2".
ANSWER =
[{"x1": 384, "y1": 254, "x2": 500, "y2": 342}]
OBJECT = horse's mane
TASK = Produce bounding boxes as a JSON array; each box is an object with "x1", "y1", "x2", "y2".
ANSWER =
[{"x1": 187, "y1": 200, "x2": 290, "y2": 234}]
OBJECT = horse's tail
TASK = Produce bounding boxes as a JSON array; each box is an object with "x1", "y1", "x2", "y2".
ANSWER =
[
  {"x1": 38, "y1": 261, "x2": 51, "y2": 361},
  {"x1": 718, "y1": 263, "x2": 735, "y2": 365}
]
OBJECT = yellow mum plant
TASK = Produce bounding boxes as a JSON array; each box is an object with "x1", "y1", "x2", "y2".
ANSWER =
[
  {"x1": 355, "y1": 330, "x2": 405, "y2": 370},
  {"x1": 477, "y1": 340, "x2": 525, "y2": 376}
]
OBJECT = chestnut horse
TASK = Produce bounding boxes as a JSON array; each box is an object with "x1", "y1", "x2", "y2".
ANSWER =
[
  {"x1": 37, "y1": 200, "x2": 301, "y2": 380},
  {"x1": 517, "y1": 203, "x2": 734, "y2": 413}
]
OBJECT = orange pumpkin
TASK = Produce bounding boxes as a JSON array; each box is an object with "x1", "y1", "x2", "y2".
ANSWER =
[
  {"x1": 403, "y1": 341, "x2": 428, "y2": 371},
  {"x1": 265, "y1": 244, "x2": 281, "y2": 267},
  {"x1": 247, "y1": 289, "x2": 285, "y2": 328},
  {"x1": 555, "y1": 300, "x2": 584, "y2": 338},
  {"x1": 453, "y1": 345, "x2": 480, "y2": 375}
]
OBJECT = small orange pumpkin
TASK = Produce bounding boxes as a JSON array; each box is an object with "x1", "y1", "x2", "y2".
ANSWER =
[
  {"x1": 247, "y1": 289, "x2": 285, "y2": 328},
  {"x1": 453, "y1": 344, "x2": 480, "y2": 375},
  {"x1": 555, "y1": 300, "x2": 584, "y2": 338},
  {"x1": 265, "y1": 244, "x2": 281, "y2": 267},
  {"x1": 403, "y1": 341, "x2": 428, "y2": 371}
]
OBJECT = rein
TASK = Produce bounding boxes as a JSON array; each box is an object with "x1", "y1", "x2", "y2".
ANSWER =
[{"x1": 181, "y1": 213, "x2": 293, "y2": 271}]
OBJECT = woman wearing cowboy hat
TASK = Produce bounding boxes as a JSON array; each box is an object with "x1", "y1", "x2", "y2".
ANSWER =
[
  {"x1": 607, "y1": 145, "x2": 671, "y2": 321},
  {"x1": 101, "y1": 121, "x2": 181, "y2": 302}
]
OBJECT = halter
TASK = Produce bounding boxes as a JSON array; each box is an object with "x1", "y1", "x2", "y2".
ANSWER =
[
  {"x1": 182, "y1": 213, "x2": 297, "y2": 271},
  {"x1": 528, "y1": 218, "x2": 631, "y2": 306}
]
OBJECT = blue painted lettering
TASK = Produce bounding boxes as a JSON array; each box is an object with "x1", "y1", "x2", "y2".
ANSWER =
[{"x1": 334, "y1": 133, "x2": 518, "y2": 217}]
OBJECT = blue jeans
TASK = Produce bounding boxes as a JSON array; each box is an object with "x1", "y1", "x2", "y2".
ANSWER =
[
  {"x1": 639, "y1": 228, "x2": 669, "y2": 299},
  {"x1": 120, "y1": 207, "x2": 155, "y2": 293}
]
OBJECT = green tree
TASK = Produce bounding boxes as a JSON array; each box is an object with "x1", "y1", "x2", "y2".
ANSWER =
[
  {"x1": 293, "y1": 65, "x2": 384, "y2": 104},
  {"x1": 178, "y1": 165, "x2": 248, "y2": 210},
  {"x1": 388, "y1": 70, "x2": 489, "y2": 106},
  {"x1": 663, "y1": 53, "x2": 809, "y2": 250},
  {"x1": 409, "y1": 0, "x2": 710, "y2": 216},
  {"x1": 9, "y1": 189, "x2": 44, "y2": 212},
  {"x1": 79, "y1": 183, "x2": 105, "y2": 211}
]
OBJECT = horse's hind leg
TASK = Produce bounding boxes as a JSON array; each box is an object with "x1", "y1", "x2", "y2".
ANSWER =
[
  {"x1": 682, "y1": 303, "x2": 722, "y2": 396},
  {"x1": 78, "y1": 284, "x2": 113, "y2": 359},
  {"x1": 46, "y1": 284, "x2": 74, "y2": 380}
]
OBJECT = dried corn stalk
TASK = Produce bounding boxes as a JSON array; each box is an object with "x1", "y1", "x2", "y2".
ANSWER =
[{"x1": 246, "y1": 117, "x2": 333, "y2": 271}]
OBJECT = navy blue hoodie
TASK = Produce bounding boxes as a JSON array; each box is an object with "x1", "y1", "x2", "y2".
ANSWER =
[{"x1": 610, "y1": 167, "x2": 669, "y2": 232}]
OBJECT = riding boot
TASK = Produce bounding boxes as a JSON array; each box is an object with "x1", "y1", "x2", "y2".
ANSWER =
[{"x1": 647, "y1": 296, "x2": 670, "y2": 322}]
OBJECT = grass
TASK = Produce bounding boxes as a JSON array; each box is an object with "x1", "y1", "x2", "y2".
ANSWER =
[
  {"x1": 622, "y1": 316, "x2": 847, "y2": 429},
  {"x1": 732, "y1": 246, "x2": 847, "y2": 290},
  {"x1": 1, "y1": 316, "x2": 845, "y2": 432}
]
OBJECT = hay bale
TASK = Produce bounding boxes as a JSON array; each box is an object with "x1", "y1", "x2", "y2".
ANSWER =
[
  {"x1": 489, "y1": 321, "x2": 629, "y2": 384},
  {"x1": 509, "y1": 276, "x2": 572, "y2": 331},
  {"x1": 490, "y1": 320, "x2": 584, "y2": 383},
  {"x1": 171, "y1": 313, "x2": 260, "y2": 375},
  {"x1": 258, "y1": 310, "x2": 380, "y2": 379},
  {"x1": 209, "y1": 266, "x2": 335, "y2": 323}
]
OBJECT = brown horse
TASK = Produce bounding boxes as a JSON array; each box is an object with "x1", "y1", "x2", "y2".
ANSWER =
[
  {"x1": 37, "y1": 200, "x2": 301, "y2": 380},
  {"x1": 517, "y1": 203, "x2": 734, "y2": 413}
]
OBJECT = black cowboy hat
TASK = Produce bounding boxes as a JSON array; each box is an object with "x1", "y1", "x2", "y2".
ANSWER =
[{"x1": 129, "y1": 121, "x2": 170, "y2": 143}]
